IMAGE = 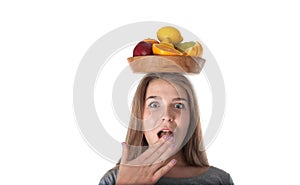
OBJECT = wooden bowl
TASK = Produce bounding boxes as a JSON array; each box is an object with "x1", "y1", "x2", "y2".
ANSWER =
[{"x1": 127, "y1": 55, "x2": 205, "y2": 74}]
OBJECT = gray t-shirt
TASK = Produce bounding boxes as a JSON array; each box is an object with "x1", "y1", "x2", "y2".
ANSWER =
[{"x1": 99, "y1": 166, "x2": 234, "y2": 185}]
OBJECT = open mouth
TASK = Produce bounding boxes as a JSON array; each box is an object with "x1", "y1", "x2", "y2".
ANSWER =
[{"x1": 157, "y1": 129, "x2": 173, "y2": 139}]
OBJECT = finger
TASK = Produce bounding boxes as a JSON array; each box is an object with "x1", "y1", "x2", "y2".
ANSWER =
[
  {"x1": 120, "y1": 142, "x2": 128, "y2": 164},
  {"x1": 143, "y1": 137, "x2": 174, "y2": 165},
  {"x1": 155, "y1": 143, "x2": 176, "y2": 163},
  {"x1": 152, "y1": 159, "x2": 177, "y2": 182},
  {"x1": 137, "y1": 135, "x2": 169, "y2": 161}
]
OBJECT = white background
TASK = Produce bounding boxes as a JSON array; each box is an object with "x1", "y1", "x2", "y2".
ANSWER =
[{"x1": 1, "y1": 1, "x2": 299, "y2": 184}]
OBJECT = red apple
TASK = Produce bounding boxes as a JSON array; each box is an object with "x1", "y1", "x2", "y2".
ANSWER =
[{"x1": 133, "y1": 41, "x2": 153, "y2": 56}]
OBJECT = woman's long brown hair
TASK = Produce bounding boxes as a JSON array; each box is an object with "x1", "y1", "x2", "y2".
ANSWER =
[{"x1": 123, "y1": 73, "x2": 208, "y2": 167}]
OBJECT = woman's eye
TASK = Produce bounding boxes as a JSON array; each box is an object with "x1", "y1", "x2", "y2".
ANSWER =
[
  {"x1": 148, "y1": 102, "x2": 160, "y2": 108},
  {"x1": 174, "y1": 103, "x2": 185, "y2": 109}
]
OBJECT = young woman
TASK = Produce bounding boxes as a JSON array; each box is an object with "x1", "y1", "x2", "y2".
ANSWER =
[{"x1": 99, "y1": 73, "x2": 234, "y2": 185}]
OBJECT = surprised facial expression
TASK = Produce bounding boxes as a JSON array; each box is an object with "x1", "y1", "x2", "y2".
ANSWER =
[{"x1": 143, "y1": 79, "x2": 190, "y2": 148}]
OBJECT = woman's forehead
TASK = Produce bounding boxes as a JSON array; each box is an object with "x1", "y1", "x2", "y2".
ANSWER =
[{"x1": 145, "y1": 79, "x2": 187, "y2": 99}]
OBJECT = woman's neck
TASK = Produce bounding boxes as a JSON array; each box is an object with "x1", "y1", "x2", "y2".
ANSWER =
[
  {"x1": 167, "y1": 150, "x2": 187, "y2": 166},
  {"x1": 163, "y1": 150, "x2": 210, "y2": 178}
]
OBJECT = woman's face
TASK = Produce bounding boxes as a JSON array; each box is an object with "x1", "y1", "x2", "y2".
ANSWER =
[{"x1": 142, "y1": 79, "x2": 190, "y2": 149}]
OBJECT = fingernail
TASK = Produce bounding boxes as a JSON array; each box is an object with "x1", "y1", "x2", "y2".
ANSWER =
[
  {"x1": 171, "y1": 159, "x2": 177, "y2": 165},
  {"x1": 163, "y1": 135, "x2": 169, "y2": 140},
  {"x1": 122, "y1": 142, "x2": 126, "y2": 147},
  {"x1": 171, "y1": 143, "x2": 175, "y2": 149}
]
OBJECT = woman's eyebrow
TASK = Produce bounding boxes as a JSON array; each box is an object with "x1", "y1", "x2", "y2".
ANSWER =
[
  {"x1": 172, "y1": 97, "x2": 188, "y2": 102},
  {"x1": 146, "y1": 96, "x2": 159, "y2": 100}
]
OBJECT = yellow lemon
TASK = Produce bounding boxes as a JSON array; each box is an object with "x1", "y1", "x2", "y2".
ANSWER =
[
  {"x1": 175, "y1": 41, "x2": 203, "y2": 57},
  {"x1": 152, "y1": 43, "x2": 183, "y2": 56},
  {"x1": 160, "y1": 41, "x2": 174, "y2": 48},
  {"x1": 157, "y1": 26, "x2": 183, "y2": 44}
]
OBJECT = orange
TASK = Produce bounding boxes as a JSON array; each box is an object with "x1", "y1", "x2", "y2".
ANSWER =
[
  {"x1": 152, "y1": 43, "x2": 183, "y2": 56},
  {"x1": 143, "y1": 38, "x2": 159, "y2": 44}
]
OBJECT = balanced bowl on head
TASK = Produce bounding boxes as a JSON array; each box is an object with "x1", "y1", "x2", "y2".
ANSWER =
[
  {"x1": 127, "y1": 55, "x2": 205, "y2": 74},
  {"x1": 128, "y1": 26, "x2": 205, "y2": 74}
]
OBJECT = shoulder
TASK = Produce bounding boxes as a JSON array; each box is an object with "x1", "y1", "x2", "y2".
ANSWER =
[
  {"x1": 98, "y1": 166, "x2": 119, "y2": 185},
  {"x1": 206, "y1": 166, "x2": 234, "y2": 185},
  {"x1": 208, "y1": 166, "x2": 230, "y2": 175}
]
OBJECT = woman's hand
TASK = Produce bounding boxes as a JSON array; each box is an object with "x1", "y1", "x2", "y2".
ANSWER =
[{"x1": 116, "y1": 136, "x2": 176, "y2": 185}]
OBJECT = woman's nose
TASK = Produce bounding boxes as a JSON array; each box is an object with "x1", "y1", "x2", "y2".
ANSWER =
[{"x1": 162, "y1": 107, "x2": 174, "y2": 122}]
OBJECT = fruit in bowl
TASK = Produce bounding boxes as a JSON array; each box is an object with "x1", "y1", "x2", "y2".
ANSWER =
[
  {"x1": 175, "y1": 41, "x2": 203, "y2": 57},
  {"x1": 152, "y1": 43, "x2": 183, "y2": 56},
  {"x1": 128, "y1": 26, "x2": 206, "y2": 74},
  {"x1": 143, "y1": 38, "x2": 159, "y2": 44},
  {"x1": 133, "y1": 41, "x2": 153, "y2": 56},
  {"x1": 157, "y1": 26, "x2": 183, "y2": 45}
]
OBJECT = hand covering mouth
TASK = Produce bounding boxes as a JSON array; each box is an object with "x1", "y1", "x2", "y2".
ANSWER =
[{"x1": 157, "y1": 129, "x2": 173, "y2": 139}]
